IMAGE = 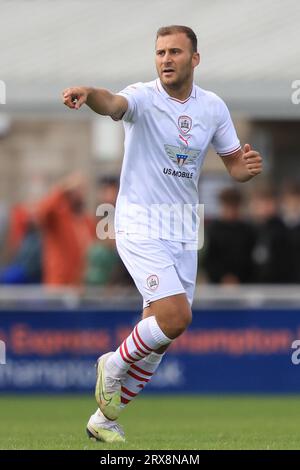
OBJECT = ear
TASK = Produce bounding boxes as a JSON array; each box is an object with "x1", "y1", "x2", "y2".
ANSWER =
[{"x1": 192, "y1": 52, "x2": 200, "y2": 68}]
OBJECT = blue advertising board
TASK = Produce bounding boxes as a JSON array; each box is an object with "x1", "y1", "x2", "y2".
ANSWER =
[{"x1": 0, "y1": 308, "x2": 299, "y2": 393}]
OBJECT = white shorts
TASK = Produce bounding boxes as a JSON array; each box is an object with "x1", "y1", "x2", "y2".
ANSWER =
[{"x1": 116, "y1": 233, "x2": 198, "y2": 308}]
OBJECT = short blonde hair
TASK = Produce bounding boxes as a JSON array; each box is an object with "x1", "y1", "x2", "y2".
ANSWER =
[{"x1": 156, "y1": 25, "x2": 198, "y2": 53}]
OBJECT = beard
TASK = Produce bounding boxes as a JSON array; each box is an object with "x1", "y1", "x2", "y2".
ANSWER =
[{"x1": 159, "y1": 67, "x2": 192, "y2": 89}]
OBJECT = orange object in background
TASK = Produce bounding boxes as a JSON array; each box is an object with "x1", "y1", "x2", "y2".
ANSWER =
[
  {"x1": 36, "y1": 188, "x2": 95, "y2": 286},
  {"x1": 8, "y1": 205, "x2": 31, "y2": 251}
]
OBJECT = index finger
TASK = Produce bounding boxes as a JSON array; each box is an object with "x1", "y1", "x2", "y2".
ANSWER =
[{"x1": 62, "y1": 90, "x2": 73, "y2": 98}]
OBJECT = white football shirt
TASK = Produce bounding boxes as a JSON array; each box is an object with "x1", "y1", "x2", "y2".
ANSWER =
[{"x1": 115, "y1": 79, "x2": 241, "y2": 242}]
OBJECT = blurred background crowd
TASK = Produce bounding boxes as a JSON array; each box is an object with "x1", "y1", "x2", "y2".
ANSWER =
[
  {"x1": 1, "y1": 173, "x2": 300, "y2": 287},
  {"x1": 0, "y1": 173, "x2": 132, "y2": 288}
]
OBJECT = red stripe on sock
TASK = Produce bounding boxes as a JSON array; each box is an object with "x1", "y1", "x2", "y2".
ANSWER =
[
  {"x1": 121, "y1": 396, "x2": 130, "y2": 404},
  {"x1": 130, "y1": 346, "x2": 145, "y2": 361},
  {"x1": 138, "y1": 384, "x2": 144, "y2": 389},
  {"x1": 123, "y1": 339, "x2": 137, "y2": 362},
  {"x1": 135, "y1": 325, "x2": 153, "y2": 352},
  {"x1": 131, "y1": 363, "x2": 153, "y2": 377},
  {"x1": 121, "y1": 386, "x2": 137, "y2": 398},
  {"x1": 127, "y1": 370, "x2": 150, "y2": 383},
  {"x1": 132, "y1": 328, "x2": 148, "y2": 356},
  {"x1": 120, "y1": 343, "x2": 134, "y2": 364},
  {"x1": 134, "y1": 351, "x2": 144, "y2": 359}
]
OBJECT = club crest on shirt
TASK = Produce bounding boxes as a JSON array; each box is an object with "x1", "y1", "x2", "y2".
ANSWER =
[
  {"x1": 147, "y1": 274, "x2": 159, "y2": 291},
  {"x1": 178, "y1": 115, "x2": 192, "y2": 134}
]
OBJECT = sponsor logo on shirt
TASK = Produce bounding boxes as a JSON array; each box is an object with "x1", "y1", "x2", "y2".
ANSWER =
[
  {"x1": 163, "y1": 168, "x2": 193, "y2": 178},
  {"x1": 163, "y1": 144, "x2": 200, "y2": 178},
  {"x1": 164, "y1": 144, "x2": 200, "y2": 167},
  {"x1": 176, "y1": 154, "x2": 188, "y2": 167}
]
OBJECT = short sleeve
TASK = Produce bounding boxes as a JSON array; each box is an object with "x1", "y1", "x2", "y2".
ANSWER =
[
  {"x1": 116, "y1": 82, "x2": 148, "y2": 123},
  {"x1": 211, "y1": 97, "x2": 241, "y2": 156}
]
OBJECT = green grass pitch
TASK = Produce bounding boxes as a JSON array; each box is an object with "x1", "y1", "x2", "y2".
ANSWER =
[{"x1": 0, "y1": 395, "x2": 300, "y2": 450}]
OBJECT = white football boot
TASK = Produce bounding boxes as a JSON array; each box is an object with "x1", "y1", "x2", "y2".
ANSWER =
[
  {"x1": 86, "y1": 408, "x2": 125, "y2": 443},
  {"x1": 95, "y1": 352, "x2": 122, "y2": 421}
]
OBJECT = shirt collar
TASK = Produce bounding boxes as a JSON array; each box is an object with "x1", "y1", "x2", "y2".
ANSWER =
[{"x1": 156, "y1": 78, "x2": 196, "y2": 101}]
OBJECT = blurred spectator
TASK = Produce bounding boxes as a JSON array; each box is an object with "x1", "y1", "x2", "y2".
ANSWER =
[
  {"x1": 202, "y1": 187, "x2": 255, "y2": 284},
  {"x1": 280, "y1": 181, "x2": 300, "y2": 282},
  {"x1": 0, "y1": 220, "x2": 42, "y2": 284},
  {"x1": 34, "y1": 173, "x2": 95, "y2": 286},
  {"x1": 248, "y1": 185, "x2": 292, "y2": 283},
  {"x1": 0, "y1": 174, "x2": 47, "y2": 269},
  {"x1": 85, "y1": 242, "x2": 120, "y2": 285},
  {"x1": 5, "y1": 204, "x2": 30, "y2": 256},
  {"x1": 96, "y1": 175, "x2": 119, "y2": 206},
  {"x1": 85, "y1": 175, "x2": 132, "y2": 286}
]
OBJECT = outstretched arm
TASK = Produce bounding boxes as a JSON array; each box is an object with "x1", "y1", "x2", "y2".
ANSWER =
[
  {"x1": 62, "y1": 86, "x2": 128, "y2": 120},
  {"x1": 221, "y1": 144, "x2": 263, "y2": 182}
]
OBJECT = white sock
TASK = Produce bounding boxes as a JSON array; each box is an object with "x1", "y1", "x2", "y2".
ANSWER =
[
  {"x1": 106, "y1": 316, "x2": 171, "y2": 379},
  {"x1": 93, "y1": 408, "x2": 109, "y2": 424},
  {"x1": 121, "y1": 352, "x2": 164, "y2": 408}
]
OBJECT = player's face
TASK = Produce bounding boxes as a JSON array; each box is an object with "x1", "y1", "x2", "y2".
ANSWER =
[{"x1": 155, "y1": 33, "x2": 200, "y2": 88}]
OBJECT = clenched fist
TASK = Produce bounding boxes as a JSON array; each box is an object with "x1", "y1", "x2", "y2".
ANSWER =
[
  {"x1": 62, "y1": 87, "x2": 90, "y2": 110},
  {"x1": 243, "y1": 143, "x2": 263, "y2": 176}
]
